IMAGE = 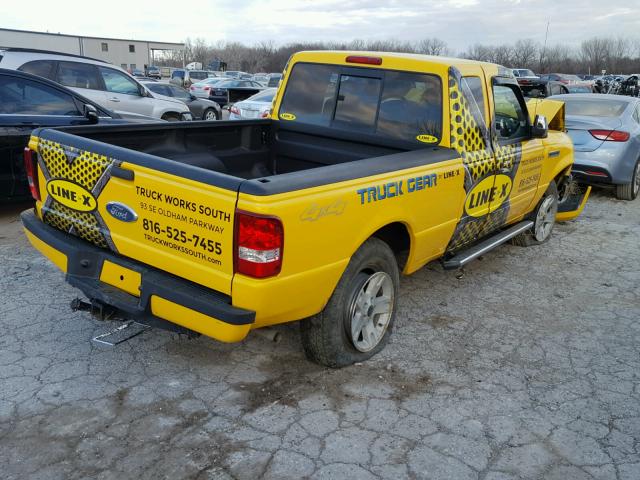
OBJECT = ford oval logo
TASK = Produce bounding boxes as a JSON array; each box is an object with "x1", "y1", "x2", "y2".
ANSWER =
[{"x1": 105, "y1": 202, "x2": 138, "y2": 223}]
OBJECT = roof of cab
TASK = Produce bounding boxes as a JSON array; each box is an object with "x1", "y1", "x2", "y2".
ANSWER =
[{"x1": 291, "y1": 50, "x2": 503, "y2": 70}]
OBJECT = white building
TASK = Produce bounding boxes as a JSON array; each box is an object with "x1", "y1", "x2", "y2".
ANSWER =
[{"x1": 0, "y1": 27, "x2": 184, "y2": 71}]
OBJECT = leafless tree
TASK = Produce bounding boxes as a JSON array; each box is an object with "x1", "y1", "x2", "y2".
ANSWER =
[{"x1": 417, "y1": 38, "x2": 449, "y2": 56}]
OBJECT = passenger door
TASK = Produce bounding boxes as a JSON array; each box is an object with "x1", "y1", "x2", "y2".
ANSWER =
[
  {"x1": 98, "y1": 66, "x2": 154, "y2": 117},
  {"x1": 490, "y1": 80, "x2": 544, "y2": 222}
]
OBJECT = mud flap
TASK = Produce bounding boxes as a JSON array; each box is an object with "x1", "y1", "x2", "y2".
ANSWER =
[{"x1": 556, "y1": 181, "x2": 591, "y2": 222}]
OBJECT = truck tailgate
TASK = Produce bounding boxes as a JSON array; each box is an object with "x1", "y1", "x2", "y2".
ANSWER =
[{"x1": 31, "y1": 133, "x2": 237, "y2": 295}]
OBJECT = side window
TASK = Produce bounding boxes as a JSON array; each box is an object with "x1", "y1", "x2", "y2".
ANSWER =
[
  {"x1": 170, "y1": 86, "x2": 191, "y2": 101},
  {"x1": 0, "y1": 75, "x2": 80, "y2": 115},
  {"x1": 99, "y1": 67, "x2": 140, "y2": 96},
  {"x1": 56, "y1": 62, "x2": 101, "y2": 90},
  {"x1": 461, "y1": 76, "x2": 486, "y2": 116},
  {"x1": 493, "y1": 85, "x2": 529, "y2": 142},
  {"x1": 18, "y1": 60, "x2": 55, "y2": 80}
]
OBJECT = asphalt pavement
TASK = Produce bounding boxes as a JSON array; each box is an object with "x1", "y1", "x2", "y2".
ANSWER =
[{"x1": 1, "y1": 190, "x2": 639, "y2": 479}]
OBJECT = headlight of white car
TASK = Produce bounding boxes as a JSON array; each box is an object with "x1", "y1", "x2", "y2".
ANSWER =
[{"x1": 181, "y1": 112, "x2": 193, "y2": 121}]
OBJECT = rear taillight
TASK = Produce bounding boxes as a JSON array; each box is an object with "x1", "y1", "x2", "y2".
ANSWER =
[
  {"x1": 230, "y1": 105, "x2": 240, "y2": 115},
  {"x1": 204, "y1": 86, "x2": 210, "y2": 91},
  {"x1": 190, "y1": 86, "x2": 195, "y2": 90},
  {"x1": 235, "y1": 211, "x2": 283, "y2": 278},
  {"x1": 589, "y1": 129, "x2": 630, "y2": 142},
  {"x1": 261, "y1": 111, "x2": 270, "y2": 118},
  {"x1": 23, "y1": 148, "x2": 41, "y2": 201}
]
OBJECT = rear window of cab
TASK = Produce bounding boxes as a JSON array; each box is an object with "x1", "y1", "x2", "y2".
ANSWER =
[{"x1": 278, "y1": 63, "x2": 442, "y2": 144}]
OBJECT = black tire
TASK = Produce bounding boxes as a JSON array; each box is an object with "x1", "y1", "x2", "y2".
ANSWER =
[
  {"x1": 511, "y1": 181, "x2": 558, "y2": 247},
  {"x1": 300, "y1": 237, "x2": 400, "y2": 368},
  {"x1": 161, "y1": 113, "x2": 180, "y2": 122},
  {"x1": 615, "y1": 160, "x2": 640, "y2": 201},
  {"x1": 203, "y1": 108, "x2": 219, "y2": 121}
]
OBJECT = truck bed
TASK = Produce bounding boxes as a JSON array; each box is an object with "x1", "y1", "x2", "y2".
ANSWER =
[
  {"x1": 56, "y1": 120, "x2": 403, "y2": 179},
  {"x1": 49, "y1": 119, "x2": 444, "y2": 187}
]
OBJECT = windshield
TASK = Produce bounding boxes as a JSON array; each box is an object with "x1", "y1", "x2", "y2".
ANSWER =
[
  {"x1": 172, "y1": 70, "x2": 184, "y2": 79},
  {"x1": 514, "y1": 69, "x2": 535, "y2": 77},
  {"x1": 563, "y1": 99, "x2": 628, "y2": 117}
]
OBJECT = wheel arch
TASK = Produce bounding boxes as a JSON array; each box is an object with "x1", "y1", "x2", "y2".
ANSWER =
[{"x1": 369, "y1": 221, "x2": 412, "y2": 273}]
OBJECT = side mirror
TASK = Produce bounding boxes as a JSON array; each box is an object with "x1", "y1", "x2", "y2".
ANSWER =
[
  {"x1": 139, "y1": 86, "x2": 149, "y2": 97},
  {"x1": 190, "y1": 94, "x2": 197, "y2": 101},
  {"x1": 531, "y1": 114, "x2": 548, "y2": 138},
  {"x1": 84, "y1": 104, "x2": 99, "y2": 124}
]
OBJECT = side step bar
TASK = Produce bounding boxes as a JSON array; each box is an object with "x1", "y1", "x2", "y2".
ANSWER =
[{"x1": 442, "y1": 220, "x2": 534, "y2": 270}]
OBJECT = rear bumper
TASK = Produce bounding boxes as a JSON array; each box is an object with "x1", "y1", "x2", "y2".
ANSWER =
[
  {"x1": 571, "y1": 164, "x2": 613, "y2": 185},
  {"x1": 21, "y1": 209, "x2": 255, "y2": 342},
  {"x1": 571, "y1": 146, "x2": 637, "y2": 185}
]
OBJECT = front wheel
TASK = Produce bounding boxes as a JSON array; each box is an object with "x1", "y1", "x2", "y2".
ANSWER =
[
  {"x1": 615, "y1": 160, "x2": 640, "y2": 201},
  {"x1": 300, "y1": 238, "x2": 399, "y2": 368},
  {"x1": 203, "y1": 108, "x2": 219, "y2": 121},
  {"x1": 511, "y1": 181, "x2": 558, "y2": 247}
]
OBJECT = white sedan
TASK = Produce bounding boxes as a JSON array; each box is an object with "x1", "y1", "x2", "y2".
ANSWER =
[{"x1": 229, "y1": 88, "x2": 277, "y2": 120}]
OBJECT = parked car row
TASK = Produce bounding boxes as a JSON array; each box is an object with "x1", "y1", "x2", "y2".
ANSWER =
[
  {"x1": 0, "y1": 68, "x2": 161, "y2": 201},
  {"x1": 0, "y1": 49, "x2": 193, "y2": 122}
]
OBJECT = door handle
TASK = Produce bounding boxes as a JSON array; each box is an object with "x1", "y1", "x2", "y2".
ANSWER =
[{"x1": 108, "y1": 97, "x2": 120, "y2": 102}]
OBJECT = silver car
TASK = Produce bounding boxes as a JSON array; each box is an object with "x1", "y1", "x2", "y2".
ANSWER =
[
  {"x1": 556, "y1": 94, "x2": 640, "y2": 200},
  {"x1": 229, "y1": 88, "x2": 277, "y2": 120},
  {"x1": 189, "y1": 77, "x2": 231, "y2": 99}
]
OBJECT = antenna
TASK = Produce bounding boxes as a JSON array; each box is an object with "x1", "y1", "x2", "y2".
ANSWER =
[
  {"x1": 541, "y1": 19, "x2": 550, "y2": 74},
  {"x1": 534, "y1": 19, "x2": 551, "y2": 124}
]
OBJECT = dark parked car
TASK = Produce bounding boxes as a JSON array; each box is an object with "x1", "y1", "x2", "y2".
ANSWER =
[
  {"x1": 206, "y1": 79, "x2": 264, "y2": 107},
  {"x1": 0, "y1": 68, "x2": 157, "y2": 201},
  {"x1": 267, "y1": 73, "x2": 282, "y2": 87},
  {"x1": 538, "y1": 73, "x2": 582, "y2": 84},
  {"x1": 522, "y1": 80, "x2": 593, "y2": 98},
  {"x1": 142, "y1": 81, "x2": 222, "y2": 120}
]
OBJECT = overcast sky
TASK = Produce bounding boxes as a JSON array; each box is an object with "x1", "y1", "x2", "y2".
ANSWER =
[{"x1": 2, "y1": 0, "x2": 638, "y2": 52}]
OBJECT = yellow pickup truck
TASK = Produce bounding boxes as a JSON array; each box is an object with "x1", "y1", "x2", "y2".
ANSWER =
[{"x1": 22, "y1": 51, "x2": 589, "y2": 367}]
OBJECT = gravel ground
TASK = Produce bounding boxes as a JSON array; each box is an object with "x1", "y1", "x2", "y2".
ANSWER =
[{"x1": 1, "y1": 190, "x2": 639, "y2": 480}]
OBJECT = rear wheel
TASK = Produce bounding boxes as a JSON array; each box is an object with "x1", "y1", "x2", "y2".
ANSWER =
[
  {"x1": 512, "y1": 181, "x2": 558, "y2": 247},
  {"x1": 615, "y1": 160, "x2": 640, "y2": 201},
  {"x1": 203, "y1": 108, "x2": 219, "y2": 121},
  {"x1": 300, "y1": 238, "x2": 399, "y2": 368}
]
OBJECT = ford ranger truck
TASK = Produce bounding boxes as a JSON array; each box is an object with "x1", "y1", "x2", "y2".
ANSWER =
[{"x1": 21, "y1": 51, "x2": 590, "y2": 367}]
